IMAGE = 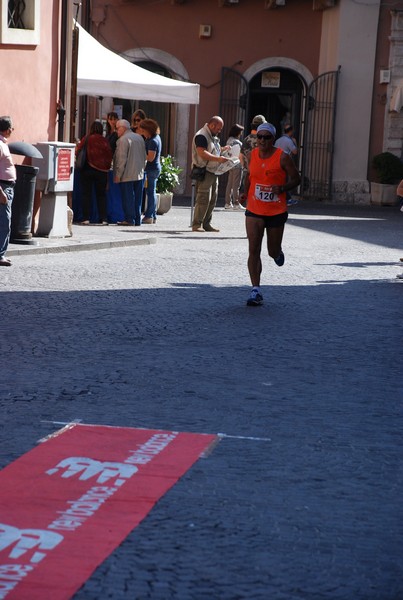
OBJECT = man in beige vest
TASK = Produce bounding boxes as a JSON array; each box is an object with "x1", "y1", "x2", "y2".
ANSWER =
[{"x1": 191, "y1": 116, "x2": 229, "y2": 232}]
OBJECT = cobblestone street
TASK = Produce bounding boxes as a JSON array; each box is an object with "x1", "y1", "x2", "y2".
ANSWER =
[{"x1": 1, "y1": 202, "x2": 402, "y2": 599}]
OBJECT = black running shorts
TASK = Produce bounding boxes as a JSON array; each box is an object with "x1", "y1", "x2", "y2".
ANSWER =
[{"x1": 245, "y1": 210, "x2": 288, "y2": 228}]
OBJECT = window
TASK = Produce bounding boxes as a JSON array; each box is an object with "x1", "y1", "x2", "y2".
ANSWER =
[{"x1": 1, "y1": 0, "x2": 40, "y2": 45}]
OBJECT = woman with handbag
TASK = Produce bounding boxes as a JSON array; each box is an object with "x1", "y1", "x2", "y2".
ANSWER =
[{"x1": 75, "y1": 121, "x2": 113, "y2": 225}]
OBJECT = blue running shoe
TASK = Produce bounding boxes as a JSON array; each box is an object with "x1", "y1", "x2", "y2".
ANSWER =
[
  {"x1": 274, "y1": 251, "x2": 285, "y2": 267},
  {"x1": 246, "y1": 288, "x2": 263, "y2": 306}
]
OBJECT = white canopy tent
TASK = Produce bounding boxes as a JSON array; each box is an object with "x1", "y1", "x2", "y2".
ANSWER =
[{"x1": 76, "y1": 23, "x2": 200, "y2": 105}]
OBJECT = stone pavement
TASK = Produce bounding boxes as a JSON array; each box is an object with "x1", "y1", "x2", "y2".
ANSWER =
[
  {"x1": 6, "y1": 197, "x2": 198, "y2": 257},
  {"x1": 1, "y1": 200, "x2": 402, "y2": 599},
  {"x1": 7, "y1": 221, "x2": 158, "y2": 257}
]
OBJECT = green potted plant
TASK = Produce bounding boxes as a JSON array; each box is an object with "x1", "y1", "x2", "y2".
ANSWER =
[
  {"x1": 156, "y1": 155, "x2": 182, "y2": 214},
  {"x1": 371, "y1": 151, "x2": 403, "y2": 205}
]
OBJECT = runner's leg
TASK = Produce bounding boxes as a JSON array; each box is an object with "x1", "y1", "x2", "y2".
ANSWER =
[
  {"x1": 246, "y1": 215, "x2": 265, "y2": 287},
  {"x1": 267, "y1": 223, "x2": 285, "y2": 259}
]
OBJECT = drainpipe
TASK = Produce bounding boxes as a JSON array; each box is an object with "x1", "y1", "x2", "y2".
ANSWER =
[
  {"x1": 70, "y1": 21, "x2": 79, "y2": 142},
  {"x1": 57, "y1": 0, "x2": 68, "y2": 141}
]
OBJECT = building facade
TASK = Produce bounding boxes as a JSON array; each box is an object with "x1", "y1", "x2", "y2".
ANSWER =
[
  {"x1": 78, "y1": 0, "x2": 403, "y2": 203},
  {"x1": 0, "y1": 0, "x2": 76, "y2": 150},
  {"x1": 3, "y1": 0, "x2": 403, "y2": 204}
]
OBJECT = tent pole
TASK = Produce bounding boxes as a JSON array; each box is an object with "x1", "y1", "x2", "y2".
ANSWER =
[
  {"x1": 190, "y1": 181, "x2": 196, "y2": 226},
  {"x1": 190, "y1": 103, "x2": 199, "y2": 226}
]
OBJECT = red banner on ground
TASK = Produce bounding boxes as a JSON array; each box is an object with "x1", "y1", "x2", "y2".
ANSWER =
[{"x1": 0, "y1": 424, "x2": 217, "y2": 599}]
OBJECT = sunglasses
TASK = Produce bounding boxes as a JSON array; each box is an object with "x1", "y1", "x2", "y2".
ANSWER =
[
  {"x1": 257, "y1": 134, "x2": 273, "y2": 140},
  {"x1": 133, "y1": 118, "x2": 141, "y2": 122}
]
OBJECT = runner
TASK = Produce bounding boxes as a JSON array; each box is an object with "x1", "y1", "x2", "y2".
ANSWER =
[{"x1": 240, "y1": 122, "x2": 300, "y2": 306}]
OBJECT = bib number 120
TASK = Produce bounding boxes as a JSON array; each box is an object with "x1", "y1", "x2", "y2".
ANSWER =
[{"x1": 255, "y1": 184, "x2": 279, "y2": 202}]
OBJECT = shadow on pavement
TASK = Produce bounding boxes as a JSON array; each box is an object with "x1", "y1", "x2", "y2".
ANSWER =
[
  {"x1": 287, "y1": 201, "x2": 402, "y2": 250},
  {"x1": 1, "y1": 277, "x2": 402, "y2": 599}
]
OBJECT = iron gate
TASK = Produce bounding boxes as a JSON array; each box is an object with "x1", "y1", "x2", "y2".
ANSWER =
[
  {"x1": 218, "y1": 67, "x2": 249, "y2": 197},
  {"x1": 301, "y1": 67, "x2": 340, "y2": 201},
  {"x1": 219, "y1": 67, "x2": 249, "y2": 140}
]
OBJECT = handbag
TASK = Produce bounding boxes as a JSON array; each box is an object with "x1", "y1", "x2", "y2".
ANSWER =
[
  {"x1": 190, "y1": 165, "x2": 206, "y2": 181},
  {"x1": 75, "y1": 138, "x2": 88, "y2": 170}
]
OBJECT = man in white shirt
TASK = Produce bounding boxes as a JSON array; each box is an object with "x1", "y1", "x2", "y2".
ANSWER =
[
  {"x1": 0, "y1": 116, "x2": 17, "y2": 266},
  {"x1": 274, "y1": 124, "x2": 298, "y2": 157},
  {"x1": 274, "y1": 125, "x2": 298, "y2": 206}
]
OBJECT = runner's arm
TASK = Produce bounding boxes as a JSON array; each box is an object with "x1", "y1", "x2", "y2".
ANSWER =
[{"x1": 270, "y1": 153, "x2": 300, "y2": 196}]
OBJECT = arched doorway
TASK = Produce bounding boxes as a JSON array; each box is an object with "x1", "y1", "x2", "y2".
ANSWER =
[
  {"x1": 240, "y1": 58, "x2": 312, "y2": 140},
  {"x1": 220, "y1": 59, "x2": 339, "y2": 201},
  {"x1": 219, "y1": 59, "x2": 310, "y2": 199},
  {"x1": 248, "y1": 68, "x2": 304, "y2": 142}
]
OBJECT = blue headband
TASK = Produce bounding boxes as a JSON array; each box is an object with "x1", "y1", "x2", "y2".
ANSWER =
[{"x1": 257, "y1": 123, "x2": 276, "y2": 137}]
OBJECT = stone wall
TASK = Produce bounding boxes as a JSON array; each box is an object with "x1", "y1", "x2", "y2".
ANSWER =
[{"x1": 332, "y1": 180, "x2": 371, "y2": 205}]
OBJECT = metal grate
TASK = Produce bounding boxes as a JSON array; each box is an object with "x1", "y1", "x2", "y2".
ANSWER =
[
  {"x1": 219, "y1": 67, "x2": 249, "y2": 142},
  {"x1": 8, "y1": 0, "x2": 26, "y2": 29},
  {"x1": 218, "y1": 67, "x2": 249, "y2": 197},
  {"x1": 301, "y1": 67, "x2": 340, "y2": 201}
]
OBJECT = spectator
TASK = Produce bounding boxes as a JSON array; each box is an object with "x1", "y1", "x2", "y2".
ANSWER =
[
  {"x1": 191, "y1": 116, "x2": 229, "y2": 232},
  {"x1": 138, "y1": 119, "x2": 162, "y2": 225},
  {"x1": 75, "y1": 120, "x2": 113, "y2": 225},
  {"x1": 131, "y1": 109, "x2": 147, "y2": 135},
  {"x1": 274, "y1": 124, "x2": 298, "y2": 157},
  {"x1": 274, "y1": 124, "x2": 299, "y2": 206},
  {"x1": 396, "y1": 180, "x2": 403, "y2": 279},
  {"x1": 131, "y1": 109, "x2": 147, "y2": 209},
  {"x1": 105, "y1": 111, "x2": 119, "y2": 155},
  {"x1": 114, "y1": 119, "x2": 146, "y2": 226},
  {"x1": 396, "y1": 178, "x2": 403, "y2": 211},
  {"x1": 224, "y1": 123, "x2": 244, "y2": 210},
  {"x1": 240, "y1": 114, "x2": 267, "y2": 168},
  {"x1": 0, "y1": 116, "x2": 16, "y2": 266}
]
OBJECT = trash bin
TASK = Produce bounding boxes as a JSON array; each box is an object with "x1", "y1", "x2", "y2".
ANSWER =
[{"x1": 11, "y1": 164, "x2": 39, "y2": 245}]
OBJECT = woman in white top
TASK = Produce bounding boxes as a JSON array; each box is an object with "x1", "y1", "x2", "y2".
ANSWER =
[{"x1": 224, "y1": 123, "x2": 244, "y2": 210}]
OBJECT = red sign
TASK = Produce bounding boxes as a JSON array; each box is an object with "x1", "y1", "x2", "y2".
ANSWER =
[
  {"x1": 56, "y1": 149, "x2": 72, "y2": 181},
  {"x1": 0, "y1": 424, "x2": 217, "y2": 599}
]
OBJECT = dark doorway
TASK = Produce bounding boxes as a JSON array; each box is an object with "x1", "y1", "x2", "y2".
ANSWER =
[
  {"x1": 218, "y1": 65, "x2": 305, "y2": 201},
  {"x1": 247, "y1": 68, "x2": 304, "y2": 141}
]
